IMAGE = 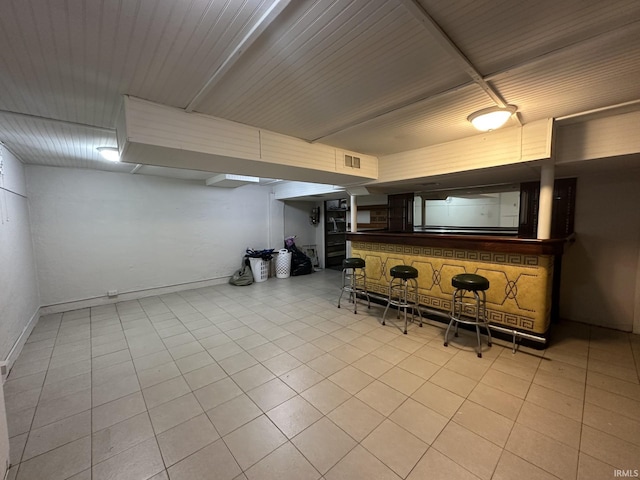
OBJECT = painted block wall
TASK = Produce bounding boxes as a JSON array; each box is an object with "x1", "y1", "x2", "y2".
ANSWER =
[
  {"x1": 0, "y1": 378, "x2": 7, "y2": 479},
  {"x1": 560, "y1": 167, "x2": 640, "y2": 332},
  {"x1": 0, "y1": 146, "x2": 40, "y2": 478},
  {"x1": 26, "y1": 166, "x2": 272, "y2": 308},
  {"x1": 0, "y1": 147, "x2": 40, "y2": 362}
]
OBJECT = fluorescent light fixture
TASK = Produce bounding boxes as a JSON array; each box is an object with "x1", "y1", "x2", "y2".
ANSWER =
[
  {"x1": 468, "y1": 105, "x2": 517, "y2": 131},
  {"x1": 97, "y1": 146, "x2": 120, "y2": 162}
]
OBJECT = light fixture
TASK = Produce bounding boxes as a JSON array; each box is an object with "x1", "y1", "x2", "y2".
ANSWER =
[
  {"x1": 96, "y1": 146, "x2": 120, "y2": 162},
  {"x1": 468, "y1": 105, "x2": 517, "y2": 131}
]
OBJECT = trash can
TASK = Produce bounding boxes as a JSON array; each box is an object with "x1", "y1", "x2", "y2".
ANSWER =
[
  {"x1": 275, "y1": 249, "x2": 292, "y2": 278},
  {"x1": 248, "y1": 257, "x2": 269, "y2": 282}
]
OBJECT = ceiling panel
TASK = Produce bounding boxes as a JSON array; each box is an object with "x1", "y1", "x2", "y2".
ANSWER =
[
  {"x1": 0, "y1": 0, "x2": 638, "y2": 186},
  {"x1": 0, "y1": 0, "x2": 274, "y2": 127},
  {"x1": 196, "y1": 0, "x2": 470, "y2": 141},
  {"x1": 319, "y1": 84, "x2": 514, "y2": 155},
  {"x1": 422, "y1": 0, "x2": 640, "y2": 75},
  {"x1": 0, "y1": 112, "x2": 129, "y2": 173},
  {"x1": 491, "y1": 22, "x2": 640, "y2": 124}
]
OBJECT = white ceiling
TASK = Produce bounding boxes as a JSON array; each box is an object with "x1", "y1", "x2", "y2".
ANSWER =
[{"x1": 1, "y1": 0, "x2": 639, "y2": 185}]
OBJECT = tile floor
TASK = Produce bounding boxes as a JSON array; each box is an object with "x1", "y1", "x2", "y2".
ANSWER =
[{"x1": 3, "y1": 269, "x2": 640, "y2": 480}]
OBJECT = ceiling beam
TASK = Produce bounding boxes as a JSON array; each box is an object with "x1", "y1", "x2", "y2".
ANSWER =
[
  {"x1": 312, "y1": 0, "x2": 525, "y2": 143},
  {"x1": 185, "y1": 0, "x2": 291, "y2": 113},
  {"x1": 311, "y1": 81, "x2": 474, "y2": 143},
  {"x1": 0, "y1": 109, "x2": 115, "y2": 133},
  {"x1": 399, "y1": 0, "x2": 515, "y2": 112}
]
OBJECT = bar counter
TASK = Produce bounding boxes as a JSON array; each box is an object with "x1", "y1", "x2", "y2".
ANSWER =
[{"x1": 346, "y1": 231, "x2": 572, "y2": 338}]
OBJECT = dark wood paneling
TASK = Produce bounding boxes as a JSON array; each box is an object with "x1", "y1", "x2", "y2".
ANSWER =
[
  {"x1": 388, "y1": 193, "x2": 414, "y2": 232},
  {"x1": 518, "y1": 178, "x2": 577, "y2": 239}
]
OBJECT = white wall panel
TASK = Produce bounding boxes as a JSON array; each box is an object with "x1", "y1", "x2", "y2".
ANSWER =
[
  {"x1": 121, "y1": 97, "x2": 378, "y2": 183},
  {"x1": 260, "y1": 131, "x2": 335, "y2": 170},
  {"x1": 377, "y1": 119, "x2": 552, "y2": 183},
  {"x1": 556, "y1": 111, "x2": 640, "y2": 163},
  {"x1": 124, "y1": 97, "x2": 261, "y2": 160}
]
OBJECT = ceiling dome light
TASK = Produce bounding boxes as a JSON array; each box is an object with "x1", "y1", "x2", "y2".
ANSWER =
[
  {"x1": 468, "y1": 105, "x2": 517, "y2": 131},
  {"x1": 97, "y1": 146, "x2": 120, "y2": 162}
]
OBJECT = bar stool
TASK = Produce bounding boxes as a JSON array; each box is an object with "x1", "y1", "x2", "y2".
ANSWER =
[
  {"x1": 382, "y1": 265, "x2": 422, "y2": 334},
  {"x1": 337, "y1": 258, "x2": 370, "y2": 314},
  {"x1": 444, "y1": 273, "x2": 492, "y2": 358}
]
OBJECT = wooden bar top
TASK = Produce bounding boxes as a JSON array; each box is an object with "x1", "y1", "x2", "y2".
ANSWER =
[{"x1": 346, "y1": 231, "x2": 573, "y2": 256}]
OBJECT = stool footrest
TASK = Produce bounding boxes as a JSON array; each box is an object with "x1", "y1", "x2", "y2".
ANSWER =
[{"x1": 448, "y1": 315, "x2": 491, "y2": 327}]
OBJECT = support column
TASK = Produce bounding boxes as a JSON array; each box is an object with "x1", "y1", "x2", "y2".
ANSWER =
[
  {"x1": 350, "y1": 195, "x2": 357, "y2": 233},
  {"x1": 348, "y1": 195, "x2": 357, "y2": 258},
  {"x1": 537, "y1": 160, "x2": 555, "y2": 239}
]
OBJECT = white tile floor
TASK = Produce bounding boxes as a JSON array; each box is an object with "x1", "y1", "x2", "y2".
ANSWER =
[{"x1": 4, "y1": 269, "x2": 640, "y2": 480}]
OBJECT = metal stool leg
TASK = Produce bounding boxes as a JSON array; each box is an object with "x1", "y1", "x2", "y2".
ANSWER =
[
  {"x1": 482, "y1": 290, "x2": 492, "y2": 347},
  {"x1": 474, "y1": 291, "x2": 482, "y2": 357},
  {"x1": 444, "y1": 289, "x2": 457, "y2": 347},
  {"x1": 382, "y1": 277, "x2": 395, "y2": 326},
  {"x1": 402, "y1": 279, "x2": 409, "y2": 334},
  {"x1": 339, "y1": 260, "x2": 369, "y2": 315},
  {"x1": 363, "y1": 270, "x2": 371, "y2": 309},
  {"x1": 411, "y1": 278, "x2": 423, "y2": 328},
  {"x1": 351, "y1": 268, "x2": 358, "y2": 314},
  {"x1": 404, "y1": 278, "x2": 422, "y2": 334},
  {"x1": 337, "y1": 267, "x2": 347, "y2": 309}
]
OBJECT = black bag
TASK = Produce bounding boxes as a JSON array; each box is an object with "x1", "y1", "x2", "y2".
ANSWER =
[
  {"x1": 288, "y1": 244, "x2": 313, "y2": 276},
  {"x1": 229, "y1": 259, "x2": 254, "y2": 286}
]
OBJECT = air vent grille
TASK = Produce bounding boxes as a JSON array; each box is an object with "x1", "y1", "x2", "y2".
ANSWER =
[{"x1": 344, "y1": 154, "x2": 361, "y2": 169}]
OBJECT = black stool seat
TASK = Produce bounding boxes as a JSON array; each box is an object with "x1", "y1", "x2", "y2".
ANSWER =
[
  {"x1": 390, "y1": 265, "x2": 418, "y2": 280},
  {"x1": 452, "y1": 273, "x2": 489, "y2": 291},
  {"x1": 343, "y1": 257, "x2": 366, "y2": 269}
]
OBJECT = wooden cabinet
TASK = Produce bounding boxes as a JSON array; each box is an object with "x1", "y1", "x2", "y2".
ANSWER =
[
  {"x1": 518, "y1": 178, "x2": 577, "y2": 239},
  {"x1": 388, "y1": 193, "x2": 414, "y2": 232},
  {"x1": 324, "y1": 200, "x2": 348, "y2": 270}
]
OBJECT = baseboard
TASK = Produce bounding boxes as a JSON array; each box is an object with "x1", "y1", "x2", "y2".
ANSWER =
[
  {"x1": 39, "y1": 276, "x2": 230, "y2": 316},
  {"x1": 2, "y1": 307, "x2": 41, "y2": 382}
]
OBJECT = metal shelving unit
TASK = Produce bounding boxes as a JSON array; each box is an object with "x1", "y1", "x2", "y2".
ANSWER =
[{"x1": 324, "y1": 200, "x2": 348, "y2": 270}]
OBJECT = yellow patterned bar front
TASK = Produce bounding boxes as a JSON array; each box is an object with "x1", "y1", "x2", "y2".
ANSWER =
[{"x1": 351, "y1": 241, "x2": 553, "y2": 335}]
